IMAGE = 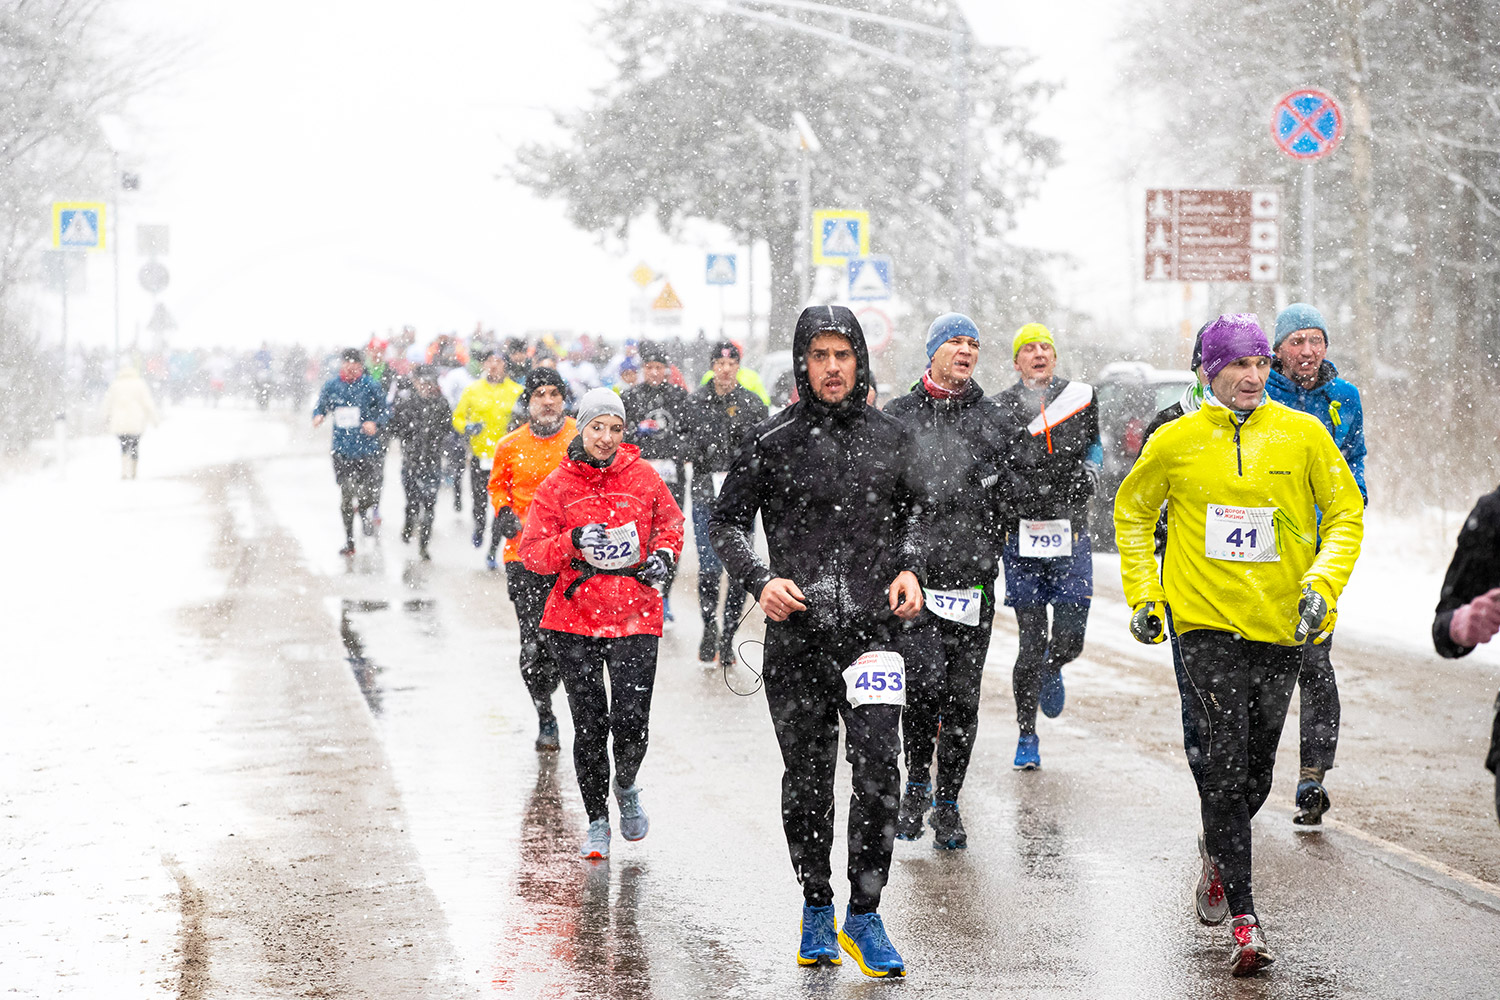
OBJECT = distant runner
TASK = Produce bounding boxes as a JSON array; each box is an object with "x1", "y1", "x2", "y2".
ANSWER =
[
  {"x1": 711, "y1": 306, "x2": 926, "y2": 977},
  {"x1": 1266, "y1": 303, "x2": 1368, "y2": 827},
  {"x1": 312, "y1": 348, "x2": 390, "y2": 556},
  {"x1": 992, "y1": 323, "x2": 1100, "y2": 770},
  {"x1": 883, "y1": 313, "x2": 1010, "y2": 849},
  {"x1": 452, "y1": 349, "x2": 525, "y2": 568},
  {"x1": 387, "y1": 365, "x2": 452, "y2": 560},
  {"x1": 1115, "y1": 314, "x2": 1363, "y2": 977},
  {"x1": 621, "y1": 341, "x2": 692, "y2": 621}
]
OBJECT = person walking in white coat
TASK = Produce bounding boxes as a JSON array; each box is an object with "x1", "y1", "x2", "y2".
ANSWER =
[{"x1": 102, "y1": 365, "x2": 160, "y2": 479}]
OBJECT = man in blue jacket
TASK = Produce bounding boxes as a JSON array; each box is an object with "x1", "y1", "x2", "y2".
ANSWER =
[
  {"x1": 1266, "y1": 303, "x2": 1366, "y2": 825},
  {"x1": 313, "y1": 348, "x2": 391, "y2": 556}
]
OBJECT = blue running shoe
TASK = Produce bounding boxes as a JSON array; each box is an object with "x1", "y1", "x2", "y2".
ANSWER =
[
  {"x1": 1039, "y1": 665, "x2": 1065, "y2": 718},
  {"x1": 930, "y1": 800, "x2": 967, "y2": 850},
  {"x1": 1014, "y1": 734, "x2": 1041, "y2": 770},
  {"x1": 797, "y1": 904, "x2": 840, "y2": 966},
  {"x1": 485, "y1": 553, "x2": 499, "y2": 571},
  {"x1": 839, "y1": 909, "x2": 905, "y2": 978}
]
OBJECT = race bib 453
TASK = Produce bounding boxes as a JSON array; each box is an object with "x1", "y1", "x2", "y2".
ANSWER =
[{"x1": 842, "y1": 651, "x2": 906, "y2": 709}]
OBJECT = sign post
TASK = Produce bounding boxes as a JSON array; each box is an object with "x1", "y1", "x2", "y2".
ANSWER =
[{"x1": 1271, "y1": 88, "x2": 1344, "y2": 295}]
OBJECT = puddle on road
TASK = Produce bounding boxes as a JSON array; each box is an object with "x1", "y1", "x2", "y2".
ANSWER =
[{"x1": 338, "y1": 597, "x2": 443, "y2": 716}]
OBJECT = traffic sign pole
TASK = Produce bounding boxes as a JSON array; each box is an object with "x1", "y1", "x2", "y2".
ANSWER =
[
  {"x1": 1301, "y1": 162, "x2": 1315, "y2": 298},
  {"x1": 1271, "y1": 88, "x2": 1344, "y2": 299}
]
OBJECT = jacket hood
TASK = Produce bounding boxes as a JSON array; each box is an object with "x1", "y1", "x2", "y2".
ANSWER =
[
  {"x1": 1179, "y1": 379, "x2": 1206, "y2": 414},
  {"x1": 792, "y1": 305, "x2": 871, "y2": 417},
  {"x1": 1269, "y1": 359, "x2": 1337, "y2": 394}
]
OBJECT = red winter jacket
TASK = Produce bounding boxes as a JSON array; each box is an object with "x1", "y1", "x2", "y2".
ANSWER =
[{"x1": 520, "y1": 442, "x2": 685, "y2": 638}]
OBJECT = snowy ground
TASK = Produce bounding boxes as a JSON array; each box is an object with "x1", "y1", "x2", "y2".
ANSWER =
[{"x1": 3, "y1": 402, "x2": 1499, "y2": 998}]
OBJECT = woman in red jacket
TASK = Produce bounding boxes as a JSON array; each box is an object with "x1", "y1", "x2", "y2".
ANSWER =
[{"x1": 519, "y1": 388, "x2": 685, "y2": 860}]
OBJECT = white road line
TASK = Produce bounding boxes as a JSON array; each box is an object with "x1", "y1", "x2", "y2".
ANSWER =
[{"x1": 1315, "y1": 811, "x2": 1500, "y2": 910}]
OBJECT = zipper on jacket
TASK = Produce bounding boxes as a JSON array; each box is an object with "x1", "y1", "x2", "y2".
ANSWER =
[{"x1": 1232, "y1": 420, "x2": 1243, "y2": 476}]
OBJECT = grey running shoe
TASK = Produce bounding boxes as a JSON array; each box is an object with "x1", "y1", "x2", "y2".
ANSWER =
[
  {"x1": 1195, "y1": 832, "x2": 1228, "y2": 925},
  {"x1": 579, "y1": 818, "x2": 610, "y2": 860},
  {"x1": 615, "y1": 782, "x2": 649, "y2": 842},
  {"x1": 1229, "y1": 914, "x2": 1275, "y2": 976}
]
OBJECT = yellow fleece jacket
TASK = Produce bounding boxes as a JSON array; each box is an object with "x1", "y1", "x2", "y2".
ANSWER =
[
  {"x1": 452, "y1": 378, "x2": 524, "y2": 466},
  {"x1": 1114, "y1": 396, "x2": 1362, "y2": 645}
]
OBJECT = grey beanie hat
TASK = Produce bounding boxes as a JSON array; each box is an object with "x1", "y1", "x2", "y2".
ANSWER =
[{"x1": 575, "y1": 387, "x2": 626, "y2": 430}]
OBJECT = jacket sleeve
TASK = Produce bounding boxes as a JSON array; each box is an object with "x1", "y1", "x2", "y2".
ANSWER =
[
  {"x1": 1342, "y1": 387, "x2": 1368, "y2": 501},
  {"x1": 1114, "y1": 439, "x2": 1171, "y2": 607},
  {"x1": 517, "y1": 476, "x2": 579, "y2": 575},
  {"x1": 1433, "y1": 493, "x2": 1500, "y2": 658},
  {"x1": 892, "y1": 424, "x2": 929, "y2": 585},
  {"x1": 451, "y1": 389, "x2": 470, "y2": 434},
  {"x1": 487, "y1": 440, "x2": 512, "y2": 513},
  {"x1": 312, "y1": 381, "x2": 332, "y2": 419},
  {"x1": 367, "y1": 383, "x2": 390, "y2": 428},
  {"x1": 709, "y1": 430, "x2": 775, "y2": 600},
  {"x1": 1302, "y1": 432, "x2": 1364, "y2": 604},
  {"x1": 646, "y1": 472, "x2": 686, "y2": 559}
]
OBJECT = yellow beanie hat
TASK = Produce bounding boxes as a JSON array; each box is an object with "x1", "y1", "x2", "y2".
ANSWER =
[{"x1": 1012, "y1": 323, "x2": 1055, "y2": 358}]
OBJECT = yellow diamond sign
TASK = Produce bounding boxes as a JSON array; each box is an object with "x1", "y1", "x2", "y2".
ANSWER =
[{"x1": 630, "y1": 263, "x2": 656, "y2": 288}]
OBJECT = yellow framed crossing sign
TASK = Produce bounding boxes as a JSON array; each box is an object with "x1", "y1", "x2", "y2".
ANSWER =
[
  {"x1": 812, "y1": 209, "x2": 869, "y2": 267},
  {"x1": 52, "y1": 202, "x2": 107, "y2": 250}
]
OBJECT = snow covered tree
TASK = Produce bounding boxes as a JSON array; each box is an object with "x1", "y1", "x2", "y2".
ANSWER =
[{"x1": 513, "y1": 0, "x2": 1058, "y2": 349}]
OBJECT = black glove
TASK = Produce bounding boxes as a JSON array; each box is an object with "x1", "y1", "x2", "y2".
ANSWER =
[
  {"x1": 1130, "y1": 602, "x2": 1167, "y2": 644},
  {"x1": 1295, "y1": 585, "x2": 1336, "y2": 645},
  {"x1": 495, "y1": 506, "x2": 523, "y2": 539},
  {"x1": 464, "y1": 421, "x2": 483, "y2": 437},
  {"x1": 636, "y1": 549, "x2": 674, "y2": 586},
  {"x1": 571, "y1": 522, "x2": 609, "y2": 551}
]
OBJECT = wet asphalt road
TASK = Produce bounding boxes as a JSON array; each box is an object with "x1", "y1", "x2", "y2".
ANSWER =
[{"x1": 10, "y1": 408, "x2": 1500, "y2": 998}]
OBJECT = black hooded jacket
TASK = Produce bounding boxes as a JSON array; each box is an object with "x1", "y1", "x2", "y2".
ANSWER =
[
  {"x1": 993, "y1": 376, "x2": 1100, "y2": 527},
  {"x1": 709, "y1": 306, "x2": 928, "y2": 634},
  {"x1": 389, "y1": 391, "x2": 453, "y2": 477},
  {"x1": 883, "y1": 377, "x2": 1014, "y2": 589}
]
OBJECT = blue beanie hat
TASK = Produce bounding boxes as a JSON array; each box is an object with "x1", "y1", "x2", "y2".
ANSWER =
[
  {"x1": 1274, "y1": 303, "x2": 1328, "y2": 349},
  {"x1": 925, "y1": 312, "x2": 980, "y2": 360}
]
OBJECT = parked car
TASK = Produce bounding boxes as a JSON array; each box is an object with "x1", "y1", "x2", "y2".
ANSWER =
[{"x1": 1088, "y1": 362, "x2": 1198, "y2": 551}]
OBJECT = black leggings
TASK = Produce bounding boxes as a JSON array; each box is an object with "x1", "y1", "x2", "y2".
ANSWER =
[
  {"x1": 1012, "y1": 602, "x2": 1090, "y2": 735},
  {"x1": 400, "y1": 463, "x2": 439, "y2": 547},
  {"x1": 901, "y1": 595, "x2": 996, "y2": 803},
  {"x1": 332, "y1": 455, "x2": 381, "y2": 542},
  {"x1": 118, "y1": 435, "x2": 140, "y2": 459},
  {"x1": 1178, "y1": 629, "x2": 1301, "y2": 919},
  {"x1": 506, "y1": 564, "x2": 563, "y2": 721},
  {"x1": 468, "y1": 456, "x2": 504, "y2": 551},
  {"x1": 1297, "y1": 637, "x2": 1340, "y2": 776},
  {"x1": 763, "y1": 624, "x2": 902, "y2": 914},
  {"x1": 549, "y1": 631, "x2": 659, "y2": 823}
]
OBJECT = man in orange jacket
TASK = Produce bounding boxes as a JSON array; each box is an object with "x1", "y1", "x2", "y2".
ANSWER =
[{"x1": 489, "y1": 367, "x2": 576, "y2": 751}]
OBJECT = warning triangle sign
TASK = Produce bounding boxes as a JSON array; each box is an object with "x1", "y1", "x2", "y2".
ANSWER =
[
  {"x1": 652, "y1": 282, "x2": 683, "y2": 310},
  {"x1": 823, "y1": 220, "x2": 860, "y2": 257},
  {"x1": 61, "y1": 211, "x2": 98, "y2": 246}
]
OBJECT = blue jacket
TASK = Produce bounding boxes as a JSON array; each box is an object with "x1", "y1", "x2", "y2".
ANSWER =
[
  {"x1": 313, "y1": 374, "x2": 389, "y2": 458},
  {"x1": 1266, "y1": 361, "x2": 1366, "y2": 499}
]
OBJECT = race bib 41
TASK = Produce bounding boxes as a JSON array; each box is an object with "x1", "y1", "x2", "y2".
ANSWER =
[
  {"x1": 583, "y1": 521, "x2": 642, "y2": 570},
  {"x1": 1204, "y1": 504, "x2": 1279, "y2": 562},
  {"x1": 842, "y1": 651, "x2": 907, "y2": 709}
]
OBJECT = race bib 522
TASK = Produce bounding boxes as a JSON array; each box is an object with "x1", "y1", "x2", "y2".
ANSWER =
[
  {"x1": 842, "y1": 651, "x2": 907, "y2": 709},
  {"x1": 583, "y1": 521, "x2": 642, "y2": 570}
]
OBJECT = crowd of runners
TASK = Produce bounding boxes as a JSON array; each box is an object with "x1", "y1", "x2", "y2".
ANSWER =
[{"x1": 306, "y1": 302, "x2": 1500, "y2": 981}]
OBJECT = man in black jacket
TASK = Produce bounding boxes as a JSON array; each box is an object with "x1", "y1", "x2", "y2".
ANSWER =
[
  {"x1": 1432, "y1": 485, "x2": 1500, "y2": 823},
  {"x1": 684, "y1": 341, "x2": 768, "y2": 664},
  {"x1": 623, "y1": 341, "x2": 692, "y2": 620},
  {"x1": 883, "y1": 313, "x2": 1013, "y2": 850},
  {"x1": 388, "y1": 365, "x2": 452, "y2": 560},
  {"x1": 710, "y1": 305, "x2": 925, "y2": 978},
  {"x1": 993, "y1": 323, "x2": 1102, "y2": 771}
]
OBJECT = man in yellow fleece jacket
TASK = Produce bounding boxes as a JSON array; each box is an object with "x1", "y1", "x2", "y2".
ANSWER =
[
  {"x1": 452, "y1": 348, "x2": 525, "y2": 562},
  {"x1": 1114, "y1": 314, "x2": 1361, "y2": 978}
]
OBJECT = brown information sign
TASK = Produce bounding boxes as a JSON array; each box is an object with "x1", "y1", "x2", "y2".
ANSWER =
[{"x1": 1145, "y1": 188, "x2": 1280, "y2": 283}]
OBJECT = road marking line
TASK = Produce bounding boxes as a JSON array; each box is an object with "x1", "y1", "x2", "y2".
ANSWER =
[{"x1": 1317, "y1": 812, "x2": 1500, "y2": 909}]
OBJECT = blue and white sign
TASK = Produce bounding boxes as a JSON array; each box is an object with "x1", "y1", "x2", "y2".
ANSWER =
[
  {"x1": 1271, "y1": 89, "x2": 1344, "y2": 161},
  {"x1": 847, "y1": 255, "x2": 893, "y2": 301},
  {"x1": 705, "y1": 253, "x2": 737, "y2": 286}
]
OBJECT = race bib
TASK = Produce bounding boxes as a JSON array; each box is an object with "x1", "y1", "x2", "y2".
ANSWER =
[
  {"x1": 1205, "y1": 504, "x2": 1279, "y2": 562},
  {"x1": 711, "y1": 471, "x2": 728, "y2": 493},
  {"x1": 842, "y1": 651, "x2": 907, "y2": 709},
  {"x1": 583, "y1": 521, "x2": 642, "y2": 570},
  {"x1": 647, "y1": 459, "x2": 678, "y2": 484},
  {"x1": 1018, "y1": 518, "x2": 1072, "y2": 558},
  {"x1": 925, "y1": 587, "x2": 983, "y2": 627},
  {"x1": 332, "y1": 405, "x2": 362, "y2": 430},
  {"x1": 479, "y1": 455, "x2": 494, "y2": 471}
]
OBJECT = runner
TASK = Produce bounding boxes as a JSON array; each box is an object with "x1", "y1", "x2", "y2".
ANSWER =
[
  {"x1": 312, "y1": 348, "x2": 390, "y2": 556},
  {"x1": 1266, "y1": 303, "x2": 1368, "y2": 826},
  {"x1": 621, "y1": 341, "x2": 691, "y2": 621},
  {"x1": 1115, "y1": 313, "x2": 1363, "y2": 976},
  {"x1": 489, "y1": 368, "x2": 576, "y2": 751},
  {"x1": 1431, "y1": 485, "x2": 1500, "y2": 822},
  {"x1": 883, "y1": 313, "x2": 1011, "y2": 849},
  {"x1": 710, "y1": 305, "x2": 926, "y2": 977},
  {"x1": 682, "y1": 341, "x2": 768, "y2": 664},
  {"x1": 993, "y1": 323, "x2": 1101, "y2": 770},
  {"x1": 387, "y1": 365, "x2": 452, "y2": 560},
  {"x1": 101, "y1": 363, "x2": 160, "y2": 480},
  {"x1": 518, "y1": 388, "x2": 684, "y2": 860},
  {"x1": 451, "y1": 349, "x2": 525, "y2": 568}
]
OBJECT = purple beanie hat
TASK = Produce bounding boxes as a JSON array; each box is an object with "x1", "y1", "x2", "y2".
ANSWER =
[{"x1": 1199, "y1": 314, "x2": 1271, "y2": 382}]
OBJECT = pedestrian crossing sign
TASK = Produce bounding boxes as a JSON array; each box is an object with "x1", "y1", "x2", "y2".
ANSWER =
[
  {"x1": 812, "y1": 209, "x2": 870, "y2": 266},
  {"x1": 847, "y1": 255, "x2": 893, "y2": 301},
  {"x1": 652, "y1": 282, "x2": 684, "y2": 310},
  {"x1": 705, "y1": 254, "x2": 737, "y2": 286},
  {"x1": 53, "y1": 201, "x2": 106, "y2": 250}
]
